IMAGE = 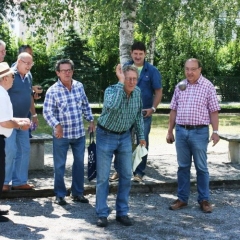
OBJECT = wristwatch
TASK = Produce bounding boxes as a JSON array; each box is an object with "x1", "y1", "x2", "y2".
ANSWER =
[
  {"x1": 213, "y1": 130, "x2": 219, "y2": 134},
  {"x1": 151, "y1": 107, "x2": 156, "y2": 113}
]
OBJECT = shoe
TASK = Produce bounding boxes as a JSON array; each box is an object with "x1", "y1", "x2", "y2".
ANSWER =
[
  {"x1": 200, "y1": 200, "x2": 212, "y2": 213},
  {"x1": 133, "y1": 174, "x2": 143, "y2": 182},
  {"x1": 97, "y1": 217, "x2": 108, "y2": 227},
  {"x1": 0, "y1": 216, "x2": 9, "y2": 222},
  {"x1": 0, "y1": 210, "x2": 9, "y2": 216},
  {"x1": 2, "y1": 185, "x2": 10, "y2": 192},
  {"x1": 72, "y1": 195, "x2": 89, "y2": 203},
  {"x1": 12, "y1": 184, "x2": 34, "y2": 190},
  {"x1": 169, "y1": 199, "x2": 188, "y2": 210},
  {"x1": 109, "y1": 172, "x2": 119, "y2": 182},
  {"x1": 54, "y1": 197, "x2": 67, "y2": 206},
  {"x1": 116, "y1": 215, "x2": 133, "y2": 226}
]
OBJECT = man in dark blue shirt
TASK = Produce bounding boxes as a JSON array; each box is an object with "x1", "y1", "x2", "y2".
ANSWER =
[{"x1": 110, "y1": 41, "x2": 162, "y2": 182}]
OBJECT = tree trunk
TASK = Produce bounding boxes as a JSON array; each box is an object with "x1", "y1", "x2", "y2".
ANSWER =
[
  {"x1": 119, "y1": 0, "x2": 138, "y2": 65},
  {"x1": 148, "y1": 33, "x2": 156, "y2": 65}
]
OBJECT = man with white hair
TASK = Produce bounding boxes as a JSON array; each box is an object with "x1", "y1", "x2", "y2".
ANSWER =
[
  {"x1": 3, "y1": 53, "x2": 37, "y2": 192},
  {"x1": 0, "y1": 62, "x2": 30, "y2": 222},
  {"x1": 0, "y1": 40, "x2": 6, "y2": 62}
]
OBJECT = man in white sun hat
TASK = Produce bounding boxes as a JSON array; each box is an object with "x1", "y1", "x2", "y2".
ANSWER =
[{"x1": 0, "y1": 62, "x2": 30, "y2": 222}]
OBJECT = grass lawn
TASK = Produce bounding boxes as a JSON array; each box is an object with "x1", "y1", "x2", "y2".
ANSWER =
[{"x1": 34, "y1": 113, "x2": 240, "y2": 136}]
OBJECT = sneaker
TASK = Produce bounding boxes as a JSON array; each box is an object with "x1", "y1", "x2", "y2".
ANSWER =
[
  {"x1": 54, "y1": 197, "x2": 67, "y2": 206},
  {"x1": 72, "y1": 195, "x2": 89, "y2": 203},
  {"x1": 97, "y1": 217, "x2": 108, "y2": 227},
  {"x1": 109, "y1": 172, "x2": 119, "y2": 182},
  {"x1": 133, "y1": 174, "x2": 143, "y2": 182},
  {"x1": 200, "y1": 200, "x2": 212, "y2": 213},
  {"x1": 116, "y1": 215, "x2": 133, "y2": 226},
  {"x1": 169, "y1": 199, "x2": 188, "y2": 210}
]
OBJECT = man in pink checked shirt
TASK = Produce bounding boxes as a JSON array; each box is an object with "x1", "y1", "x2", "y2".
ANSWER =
[{"x1": 166, "y1": 58, "x2": 220, "y2": 214}]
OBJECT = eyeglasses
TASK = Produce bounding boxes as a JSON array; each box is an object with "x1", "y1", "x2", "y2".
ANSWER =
[
  {"x1": 21, "y1": 59, "x2": 34, "y2": 67},
  {"x1": 125, "y1": 77, "x2": 138, "y2": 82},
  {"x1": 184, "y1": 67, "x2": 200, "y2": 72},
  {"x1": 59, "y1": 69, "x2": 73, "y2": 73}
]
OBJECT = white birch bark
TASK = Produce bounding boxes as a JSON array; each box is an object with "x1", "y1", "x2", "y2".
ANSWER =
[
  {"x1": 148, "y1": 33, "x2": 156, "y2": 65},
  {"x1": 119, "y1": 0, "x2": 138, "y2": 65}
]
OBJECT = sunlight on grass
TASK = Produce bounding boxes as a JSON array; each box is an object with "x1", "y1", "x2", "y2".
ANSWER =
[{"x1": 35, "y1": 113, "x2": 240, "y2": 136}]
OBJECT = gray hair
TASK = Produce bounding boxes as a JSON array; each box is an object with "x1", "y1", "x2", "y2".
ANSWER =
[
  {"x1": 122, "y1": 65, "x2": 139, "y2": 78},
  {"x1": 0, "y1": 40, "x2": 6, "y2": 47},
  {"x1": 17, "y1": 52, "x2": 32, "y2": 60}
]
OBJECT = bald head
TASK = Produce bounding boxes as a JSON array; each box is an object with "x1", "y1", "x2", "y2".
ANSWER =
[{"x1": 17, "y1": 52, "x2": 34, "y2": 75}]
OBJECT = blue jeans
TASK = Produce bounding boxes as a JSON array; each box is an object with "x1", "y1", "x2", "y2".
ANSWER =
[
  {"x1": 96, "y1": 127, "x2": 132, "y2": 217},
  {"x1": 175, "y1": 125, "x2": 209, "y2": 203},
  {"x1": 4, "y1": 129, "x2": 30, "y2": 186},
  {"x1": 133, "y1": 116, "x2": 152, "y2": 177},
  {"x1": 114, "y1": 117, "x2": 152, "y2": 177},
  {"x1": 53, "y1": 136, "x2": 85, "y2": 197}
]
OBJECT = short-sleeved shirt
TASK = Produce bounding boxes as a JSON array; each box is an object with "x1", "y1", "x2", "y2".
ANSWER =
[
  {"x1": 0, "y1": 86, "x2": 13, "y2": 137},
  {"x1": 170, "y1": 75, "x2": 221, "y2": 125},
  {"x1": 125, "y1": 60, "x2": 162, "y2": 109},
  {"x1": 8, "y1": 66, "x2": 32, "y2": 118}
]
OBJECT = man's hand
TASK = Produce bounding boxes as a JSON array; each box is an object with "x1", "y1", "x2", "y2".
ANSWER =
[
  {"x1": 166, "y1": 132, "x2": 175, "y2": 144},
  {"x1": 116, "y1": 64, "x2": 125, "y2": 84},
  {"x1": 17, "y1": 118, "x2": 31, "y2": 130},
  {"x1": 88, "y1": 121, "x2": 95, "y2": 133},
  {"x1": 32, "y1": 85, "x2": 43, "y2": 100},
  {"x1": 142, "y1": 108, "x2": 154, "y2": 117},
  {"x1": 139, "y1": 140, "x2": 146, "y2": 147},
  {"x1": 55, "y1": 124, "x2": 63, "y2": 138},
  {"x1": 210, "y1": 133, "x2": 220, "y2": 146}
]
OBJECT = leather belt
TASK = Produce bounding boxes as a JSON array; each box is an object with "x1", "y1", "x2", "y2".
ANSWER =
[
  {"x1": 178, "y1": 124, "x2": 208, "y2": 130},
  {"x1": 97, "y1": 124, "x2": 127, "y2": 135}
]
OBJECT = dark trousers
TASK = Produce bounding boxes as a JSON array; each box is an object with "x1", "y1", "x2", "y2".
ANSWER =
[{"x1": 0, "y1": 135, "x2": 6, "y2": 198}]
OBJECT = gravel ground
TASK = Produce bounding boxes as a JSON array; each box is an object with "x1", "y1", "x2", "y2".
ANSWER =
[
  {"x1": 1, "y1": 123, "x2": 240, "y2": 239},
  {"x1": 1, "y1": 189, "x2": 240, "y2": 240}
]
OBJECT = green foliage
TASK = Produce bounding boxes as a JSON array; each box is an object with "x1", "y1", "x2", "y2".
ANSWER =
[
  {"x1": 0, "y1": 17, "x2": 18, "y2": 63},
  {"x1": 48, "y1": 26, "x2": 101, "y2": 102}
]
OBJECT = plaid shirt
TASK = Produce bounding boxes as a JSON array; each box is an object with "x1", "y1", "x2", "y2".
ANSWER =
[
  {"x1": 170, "y1": 75, "x2": 220, "y2": 125},
  {"x1": 98, "y1": 82, "x2": 145, "y2": 140},
  {"x1": 43, "y1": 79, "x2": 94, "y2": 139}
]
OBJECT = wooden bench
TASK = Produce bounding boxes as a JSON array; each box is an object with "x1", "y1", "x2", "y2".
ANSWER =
[
  {"x1": 219, "y1": 134, "x2": 240, "y2": 163},
  {"x1": 29, "y1": 133, "x2": 52, "y2": 170}
]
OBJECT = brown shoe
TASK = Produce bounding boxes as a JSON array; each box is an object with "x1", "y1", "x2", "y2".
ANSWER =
[
  {"x1": 109, "y1": 172, "x2": 119, "y2": 182},
  {"x1": 169, "y1": 199, "x2": 188, "y2": 210},
  {"x1": 12, "y1": 184, "x2": 35, "y2": 190},
  {"x1": 200, "y1": 200, "x2": 212, "y2": 213},
  {"x1": 2, "y1": 185, "x2": 10, "y2": 192}
]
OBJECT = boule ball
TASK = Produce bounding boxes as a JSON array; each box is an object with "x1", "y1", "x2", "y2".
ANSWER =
[{"x1": 178, "y1": 81, "x2": 187, "y2": 91}]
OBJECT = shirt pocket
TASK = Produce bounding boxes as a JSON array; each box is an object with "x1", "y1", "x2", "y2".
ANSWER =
[{"x1": 57, "y1": 100, "x2": 68, "y2": 113}]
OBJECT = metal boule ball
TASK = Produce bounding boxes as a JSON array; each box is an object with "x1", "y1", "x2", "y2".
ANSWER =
[{"x1": 178, "y1": 81, "x2": 187, "y2": 91}]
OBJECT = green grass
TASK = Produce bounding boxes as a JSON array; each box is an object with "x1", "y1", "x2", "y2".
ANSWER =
[{"x1": 35, "y1": 113, "x2": 240, "y2": 135}]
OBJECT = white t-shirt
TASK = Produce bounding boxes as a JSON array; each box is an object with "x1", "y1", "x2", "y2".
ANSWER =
[{"x1": 0, "y1": 85, "x2": 13, "y2": 137}]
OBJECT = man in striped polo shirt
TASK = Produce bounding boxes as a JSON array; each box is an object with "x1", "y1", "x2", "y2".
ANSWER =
[{"x1": 96, "y1": 64, "x2": 146, "y2": 227}]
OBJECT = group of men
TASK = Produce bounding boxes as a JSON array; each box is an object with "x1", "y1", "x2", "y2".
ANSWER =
[
  {"x1": 0, "y1": 39, "x2": 220, "y2": 227},
  {"x1": 0, "y1": 40, "x2": 36, "y2": 222}
]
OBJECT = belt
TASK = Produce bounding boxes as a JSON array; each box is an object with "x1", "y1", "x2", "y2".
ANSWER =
[
  {"x1": 178, "y1": 124, "x2": 208, "y2": 130},
  {"x1": 97, "y1": 124, "x2": 127, "y2": 135}
]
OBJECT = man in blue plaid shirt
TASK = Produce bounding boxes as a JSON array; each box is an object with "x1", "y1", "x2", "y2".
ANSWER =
[{"x1": 43, "y1": 59, "x2": 95, "y2": 206}]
